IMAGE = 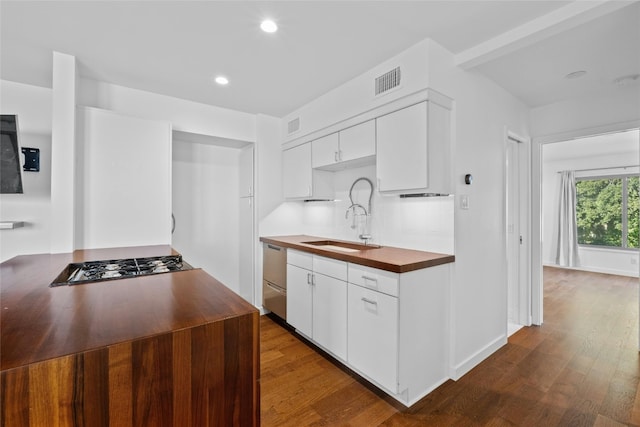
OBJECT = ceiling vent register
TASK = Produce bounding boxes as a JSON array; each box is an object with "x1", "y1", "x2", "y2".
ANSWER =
[
  {"x1": 375, "y1": 67, "x2": 401, "y2": 96},
  {"x1": 287, "y1": 117, "x2": 300, "y2": 135}
]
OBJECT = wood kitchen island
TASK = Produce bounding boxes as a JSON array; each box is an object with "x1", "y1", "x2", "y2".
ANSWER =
[{"x1": 0, "y1": 245, "x2": 259, "y2": 427}]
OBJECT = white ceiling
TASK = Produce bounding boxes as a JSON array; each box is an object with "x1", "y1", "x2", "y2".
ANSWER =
[{"x1": 1, "y1": 1, "x2": 639, "y2": 117}]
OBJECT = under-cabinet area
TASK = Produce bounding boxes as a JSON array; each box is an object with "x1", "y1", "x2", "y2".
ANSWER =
[{"x1": 260, "y1": 235, "x2": 454, "y2": 407}]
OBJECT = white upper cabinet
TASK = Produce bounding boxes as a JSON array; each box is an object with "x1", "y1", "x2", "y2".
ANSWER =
[
  {"x1": 311, "y1": 120, "x2": 376, "y2": 170},
  {"x1": 376, "y1": 101, "x2": 451, "y2": 194},
  {"x1": 283, "y1": 143, "x2": 312, "y2": 199},
  {"x1": 77, "y1": 107, "x2": 172, "y2": 249},
  {"x1": 283, "y1": 143, "x2": 333, "y2": 200},
  {"x1": 339, "y1": 120, "x2": 375, "y2": 164},
  {"x1": 311, "y1": 133, "x2": 339, "y2": 168}
]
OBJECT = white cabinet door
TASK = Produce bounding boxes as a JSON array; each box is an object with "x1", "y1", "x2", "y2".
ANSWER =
[
  {"x1": 311, "y1": 133, "x2": 339, "y2": 168},
  {"x1": 376, "y1": 102, "x2": 427, "y2": 193},
  {"x1": 339, "y1": 120, "x2": 375, "y2": 163},
  {"x1": 283, "y1": 143, "x2": 333, "y2": 200},
  {"x1": 286, "y1": 263, "x2": 313, "y2": 337},
  {"x1": 348, "y1": 283, "x2": 399, "y2": 393},
  {"x1": 283, "y1": 143, "x2": 312, "y2": 199},
  {"x1": 313, "y1": 273, "x2": 347, "y2": 361},
  {"x1": 78, "y1": 107, "x2": 172, "y2": 249}
]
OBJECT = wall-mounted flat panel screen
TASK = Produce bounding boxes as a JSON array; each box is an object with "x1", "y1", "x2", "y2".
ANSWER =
[{"x1": 0, "y1": 115, "x2": 24, "y2": 194}]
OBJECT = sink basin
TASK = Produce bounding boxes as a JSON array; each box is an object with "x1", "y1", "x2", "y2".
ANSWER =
[{"x1": 302, "y1": 240, "x2": 380, "y2": 252}]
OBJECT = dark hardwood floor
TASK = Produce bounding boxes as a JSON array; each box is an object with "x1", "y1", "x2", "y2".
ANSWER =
[{"x1": 260, "y1": 267, "x2": 640, "y2": 426}]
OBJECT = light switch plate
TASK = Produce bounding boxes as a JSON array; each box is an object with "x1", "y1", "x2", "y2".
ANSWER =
[{"x1": 460, "y1": 195, "x2": 469, "y2": 210}]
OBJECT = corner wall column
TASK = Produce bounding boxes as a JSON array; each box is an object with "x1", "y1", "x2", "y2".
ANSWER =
[{"x1": 50, "y1": 51, "x2": 77, "y2": 253}]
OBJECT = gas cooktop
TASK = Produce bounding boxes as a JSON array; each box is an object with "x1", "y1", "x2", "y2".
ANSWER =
[{"x1": 50, "y1": 255, "x2": 193, "y2": 287}]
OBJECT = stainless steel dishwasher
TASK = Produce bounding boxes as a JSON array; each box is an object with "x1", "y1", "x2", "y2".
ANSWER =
[{"x1": 263, "y1": 243, "x2": 287, "y2": 320}]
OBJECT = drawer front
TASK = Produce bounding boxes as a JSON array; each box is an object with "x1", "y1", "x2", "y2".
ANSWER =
[
  {"x1": 313, "y1": 255, "x2": 347, "y2": 281},
  {"x1": 348, "y1": 264, "x2": 399, "y2": 297},
  {"x1": 287, "y1": 249, "x2": 313, "y2": 270}
]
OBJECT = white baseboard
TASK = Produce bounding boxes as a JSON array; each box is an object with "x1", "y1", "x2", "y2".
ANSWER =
[
  {"x1": 543, "y1": 262, "x2": 639, "y2": 278},
  {"x1": 450, "y1": 334, "x2": 507, "y2": 381}
]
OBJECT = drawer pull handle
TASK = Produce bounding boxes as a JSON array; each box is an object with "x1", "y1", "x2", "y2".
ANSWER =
[
  {"x1": 307, "y1": 273, "x2": 311, "y2": 284},
  {"x1": 361, "y1": 297, "x2": 377, "y2": 305},
  {"x1": 362, "y1": 275, "x2": 377, "y2": 283}
]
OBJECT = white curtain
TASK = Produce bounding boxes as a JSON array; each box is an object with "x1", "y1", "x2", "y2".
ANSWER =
[{"x1": 555, "y1": 171, "x2": 580, "y2": 267}]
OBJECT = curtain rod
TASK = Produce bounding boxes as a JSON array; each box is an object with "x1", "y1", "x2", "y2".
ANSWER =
[{"x1": 557, "y1": 164, "x2": 639, "y2": 174}]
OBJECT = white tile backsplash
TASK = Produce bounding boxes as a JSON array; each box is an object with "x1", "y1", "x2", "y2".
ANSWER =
[{"x1": 262, "y1": 165, "x2": 455, "y2": 254}]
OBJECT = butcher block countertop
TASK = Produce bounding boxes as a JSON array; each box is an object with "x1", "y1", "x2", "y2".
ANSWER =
[
  {"x1": 260, "y1": 235, "x2": 454, "y2": 273},
  {"x1": 0, "y1": 245, "x2": 258, "y2": 372}
]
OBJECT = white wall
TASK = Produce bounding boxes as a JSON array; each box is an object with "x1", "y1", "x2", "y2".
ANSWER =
[
  {"x1": 426, "y1": 41, "x2": 531, "y2": 378},
  {"x1": 261, "y1": 164, "x2": 454, "y2": 254},
  {"x1": 542, "y1": 134, "x2": 639, "y2": 277},
  {"x1": 78, "y1": 78, "x2": 257, "y2": 143},
  {"x1": 49, "y1": 52, "x2": 77, "y2": 253},
  {"x1": 531, "y1": 88, "x2": 640, "y2": 139},
  {"x1": 171, "y1": 138, "x2": 241, "y2": 292},
  {"x1": 282, "y1": 39, "x2": 431, "y2": 144},
  {"x1": 265, "y1": 38, "x2": 531, "y2": 380},
  {"x1": 0, "y1": 80, "x2": 52, "y2": 262}
]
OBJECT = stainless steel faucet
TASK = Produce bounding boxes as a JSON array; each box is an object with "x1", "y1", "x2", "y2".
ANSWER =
[{"x1": 345, "y1": 177, "x2": 375, "y2": 242}]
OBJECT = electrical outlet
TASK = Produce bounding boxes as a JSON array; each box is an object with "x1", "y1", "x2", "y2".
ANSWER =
[{"x1": 631, "y1": 257, "x2": 638, "y2": 265}]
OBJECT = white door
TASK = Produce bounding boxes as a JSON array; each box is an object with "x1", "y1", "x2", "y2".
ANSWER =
[
  {"x1": 287, "y1": 264, "x2": 313, "y2": 337},
  {"x1": 311, "y1": 133, "x2": 339, "y2": 168},
  {"x1": 238, "y1": 145, "x2": 254, "y2": 304},
  {"x1": 283, "y1": 143, "x2": 312, "y2": 199},
  {"x1": 376, "y1": 102, "x2": 428, "y2": 192},
  {"x1": 312, "y1": 273, "x2": 347, "y2": 361},
  {"x1": 347, "y1": 283, "x2": 398, "y2": 393},
  {"x1": 506, "y1": 134, "x2": 530, "y2": 331}
]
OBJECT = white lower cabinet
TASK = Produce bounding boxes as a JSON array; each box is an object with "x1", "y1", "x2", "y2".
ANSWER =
[
  {"x1": 348, "y1": 264, "x2": 449, "y2": 406},
  {"x1": 286, "y1": 250, "x2": 347, "y2": 360},
  {"x1": 287, "y1": 263, "x2": 313, "y2": 338},
  {"x1": 286, "y1": 248, "x2": 450, "y2": 407},
  {"x1": 347, "y1": 283, "x2": 398, "y2": 393},
  {"x1": 313, "y1": 273, "x2": 347, "y2": 361}
]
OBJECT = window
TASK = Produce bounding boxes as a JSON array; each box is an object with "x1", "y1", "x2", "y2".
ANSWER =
[{"x1": 576, "y1": 175, "x2": 639, "y2": 249}]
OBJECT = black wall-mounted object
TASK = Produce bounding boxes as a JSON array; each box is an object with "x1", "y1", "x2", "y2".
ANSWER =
[
  {"x1": 21, "y1": 147, "x2": 40, "y2": 172},
  {"x1": 464, "y1": 174, "x2": 473, "y2": 185},
  {"x1": 0, "y1": 115, "x2": 24, "y2": 194}
]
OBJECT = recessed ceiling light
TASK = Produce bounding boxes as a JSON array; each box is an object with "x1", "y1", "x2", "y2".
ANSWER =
[
  {"x1": 214, "y1": 76, "x2": 229, "y2": 85},
  {"x1": 613, "y1": 74, "x2": 640, "y2": 86},
  {"x1": 564, "y1": 70, "x2": 587, "y2": 79},
  {"x1": 260, "y1": 19, "x2": 278, "y2": 33}
]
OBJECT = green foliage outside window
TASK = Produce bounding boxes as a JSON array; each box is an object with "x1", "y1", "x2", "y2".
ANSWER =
[
  {"x1": 576, "y1": 175, "x2": 639, "y2": 249},
  {"x1": 629, "y1": 176, "x2": 639, "y2": 248}
]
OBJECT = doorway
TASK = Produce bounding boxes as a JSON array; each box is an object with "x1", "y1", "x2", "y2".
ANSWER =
[{"x1": 532, "y1": 124, "x2": 640, "y2": 332}]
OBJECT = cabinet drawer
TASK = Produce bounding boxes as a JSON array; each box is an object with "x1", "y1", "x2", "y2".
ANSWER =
[
  {"x1": 287, "y1": 249, "x2": 313, "y2": 270},
  {"x1": 313, "y1": 255, "x2": 347, "y2": 281},
  {"x1": 348, "y1": 264, "x2": 399, "y2": 297}
]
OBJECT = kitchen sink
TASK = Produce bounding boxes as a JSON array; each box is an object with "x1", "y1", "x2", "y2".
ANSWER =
[{"x1": 302, "y1": 240, "x2": 380, "y2": 252}]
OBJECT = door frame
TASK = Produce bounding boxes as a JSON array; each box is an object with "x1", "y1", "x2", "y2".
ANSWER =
[
  {"x1": 504, "y1": 129, "x2": 532, "y2": 329},
  {"x1": 530, "y1": 119, "x2": 640, "y2": 327}
]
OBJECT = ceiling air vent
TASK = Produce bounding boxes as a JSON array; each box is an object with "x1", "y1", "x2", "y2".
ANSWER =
[
  {"x1": 287, "y1": 117, "x2": 300, "y2": 135},
  {"x1": 375, "y1": 67, "x2": 401, "y2": 96}
]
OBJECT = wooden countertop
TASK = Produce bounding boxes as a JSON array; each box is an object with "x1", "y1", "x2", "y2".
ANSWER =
[
  {"x1": 259, "y1": 235, "x2": 454, "y2": 273},
  {"x1": 0, "y1": 245, "x2": 258, "y2": 372}
]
